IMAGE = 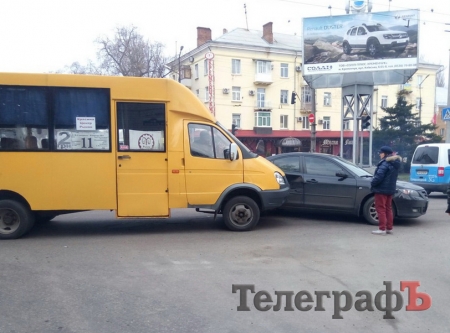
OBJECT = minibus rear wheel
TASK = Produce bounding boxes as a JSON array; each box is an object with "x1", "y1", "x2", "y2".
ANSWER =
[
  {"x1": 223, "y1": 196, "x2": 260, "y2": 231},
  {"x1": 0, "y1": 200, "x2": 35, "y2": 240}
]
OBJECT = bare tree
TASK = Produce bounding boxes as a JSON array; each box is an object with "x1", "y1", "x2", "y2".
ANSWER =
[
  {"x1": 436, "y1": 66, "x2": 446, "y2": 87},
  {"x1": 95, "y1": 26, "x2": 168, "y2": 77},
  {"x1": 60, "y1": 26, "x2": 168, "y2": 77}
]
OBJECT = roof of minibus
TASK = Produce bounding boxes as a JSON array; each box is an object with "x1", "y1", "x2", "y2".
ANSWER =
[{"x1": 0, "y1": 72, "x2": 216, "y2": 123}]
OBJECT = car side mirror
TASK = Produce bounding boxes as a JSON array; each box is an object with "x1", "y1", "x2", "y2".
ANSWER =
[{"x1": 336, "y1": 171, "x2": 348, "y2": 179}]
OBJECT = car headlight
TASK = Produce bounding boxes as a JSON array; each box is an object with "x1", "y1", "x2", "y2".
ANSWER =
[
  {"x1": 399, "y1": 189, "x2": 420, "y2": 197},
  {"x1": 274, "y1": 172, "x2": 286, "y2": 185},
  {"x1": 383, "y1": 34, "x2": 393, "y2": 39}
]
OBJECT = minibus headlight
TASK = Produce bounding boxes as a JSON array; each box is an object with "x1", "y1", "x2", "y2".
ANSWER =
[{"x1": 274, "y1": 172, "x2": 286, "y2": 185}]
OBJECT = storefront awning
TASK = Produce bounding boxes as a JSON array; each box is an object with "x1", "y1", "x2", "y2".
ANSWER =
[{"x1": 279, "y1": 137, "x2": 302, "y2": 147}]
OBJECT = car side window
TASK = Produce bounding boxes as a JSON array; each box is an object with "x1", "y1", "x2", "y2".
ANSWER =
[
  {"x1": 272, "y1": 156, "x2": 300, "y2": 173},
  {"x1": 350, "y1": 28, "x2": 357, "y2": 36},
  {"x1": 188, "y1": 123, "x2": 231, "y2": 159},
  {"x1": 357, "y1": 27, "x2": 365, "y2": 35},
  {"x1": 304, "y1": 156, "x2": 343, "y2": 177}
]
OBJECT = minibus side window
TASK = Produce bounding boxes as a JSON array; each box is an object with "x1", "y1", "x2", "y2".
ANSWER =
[
  {"x1": 0, "y1": 86, "x2": 48, "y2": 151},
  {"x1": 188, "y1": 124, "x2": 230, "y2": 159},
  {"x1": 117, "y1": 102, "x2": 165, "y2": 151},
  {"x1": 54, "y1": 87, "x2": 110, "y2": 151}
]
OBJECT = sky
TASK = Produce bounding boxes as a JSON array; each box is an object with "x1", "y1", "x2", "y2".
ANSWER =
[{"x1": 0, "y1": 0, "x2": 449, "y2": 79}]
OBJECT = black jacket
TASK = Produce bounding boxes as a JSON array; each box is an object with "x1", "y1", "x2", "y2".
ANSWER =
[{"x1": 371, "y1": 155, "x2": 402, "y2": 195}]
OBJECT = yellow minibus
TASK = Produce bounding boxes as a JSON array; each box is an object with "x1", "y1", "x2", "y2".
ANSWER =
[{"x1": 0, "y1": 73, "x2": 289, "y2": 239}]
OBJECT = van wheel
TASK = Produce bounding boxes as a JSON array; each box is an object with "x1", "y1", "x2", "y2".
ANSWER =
[
  {"x1": 0, "y1": 200, "x2": 35, "y2": 240},
  {"x1": 223, "y1": 196, "x2": 260, "y2": 231}
]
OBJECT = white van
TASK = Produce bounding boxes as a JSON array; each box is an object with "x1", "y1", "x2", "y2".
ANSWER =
[{"x1": 410, "y1": 143, "x2": 450, "y2": 194}]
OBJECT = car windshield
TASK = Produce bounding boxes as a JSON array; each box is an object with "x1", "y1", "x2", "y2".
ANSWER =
[
  {"x1": 333, "y1": 156, "x2": 373, "y2": 177},
  {"x1": 216, "y1": 122, "x2": 256, "y2": 157},
  {"x1": 365, "y1": 24, "x2": 388, "y2": 32}
]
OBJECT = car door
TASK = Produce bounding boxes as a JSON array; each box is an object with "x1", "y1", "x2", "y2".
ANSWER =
[
  {"x1": 302, "y1": 155, "x2": 357, "y2": 211},
  {"x1": 270, "y1": 155, "x2": 304, "y2": 207}
]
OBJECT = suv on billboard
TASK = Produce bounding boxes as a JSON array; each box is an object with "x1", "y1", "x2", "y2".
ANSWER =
[{"x1": 342, "y1": 23, "x2": 409, "y2": 57}]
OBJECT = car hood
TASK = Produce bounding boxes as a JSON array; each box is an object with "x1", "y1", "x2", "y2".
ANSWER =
[{"x1": 396, "y1": 180, "x2": 425, "y2": 191}]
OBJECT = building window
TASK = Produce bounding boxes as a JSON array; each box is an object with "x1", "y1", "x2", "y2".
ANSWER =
[
  {"x1": 280, "y1": 63, "x2": 288, "y2": 78},
  {"x1": 232, "y1": 87, "x2": 241, "y2": 101},
  {"x1": 232, "y1": 114, "x2": 241, "y2": 128},
  {"x1": 194, "y1": 64, "x2": 199, "y2": 79},
  {"x1": 255, "y1": 112, "x2": 271, "y2": 127},
  {"x1": 302, "y1": 117, "x2": 310, "y2": 129},
  {"x1": 381, "y1": 95, "x2": 388, "y2": 108},
  {"x1": 256, "y1": 88, "x2": 266, "y2": 108},
  {"x1": 302, "y1": 86, "x2": 312, "y2": 104},
  {"x1": 323, "y1": 116, "x2": 330, "y2": 130},
  {"x1": 343, "y1": 120, "x2": 350, "y2": 130},
  {"x1": 204, "y1": 59, "x2": 208, "y2": 76},
  {"x1": 256, "y1": 61, "x2": 271, "y2": 74},
  {"x1": 232, "y1": 59, "x2": 241, "y2": 74},
  {"x1": 440, "y1": 128, "x2": 445, "y2": 136},
  {"x1": 417, "y1": 75, "x2": 423, "y2": 87},
  {"x1": 324, "y1": 92, "x2": 331, "y2": 106},
  {"x1": 280, "y1": 90, "x2": 288, "y2": 104},
  {"x1": 196, "y1": 89, "x2": 200, "y2": 98},
  {"x1": 416, "y1": 97, "x2": 421, "y2": 110},
  {"x1": 280, "y1": 115, "x2": 288, "y2": 129},
  {"x1": 204, "y1": 87, "x2": 209, "y2": 102}
]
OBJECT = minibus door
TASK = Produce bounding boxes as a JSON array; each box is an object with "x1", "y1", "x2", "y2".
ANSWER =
[
  {"x1": 115, "y1": 102, "x2": 169, "y2": 217},
  {"x1": 184, "y1": 122, "x2": 243, "y2": 205}
]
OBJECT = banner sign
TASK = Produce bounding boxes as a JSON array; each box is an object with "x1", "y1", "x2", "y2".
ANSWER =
[{"x1": 302, "y1": 9, "x2": 419, "y2": 75}]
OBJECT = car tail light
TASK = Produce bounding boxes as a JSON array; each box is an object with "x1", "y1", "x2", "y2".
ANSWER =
[{"x1": 438, "y1": 167, "x2": 444, "y2": 176}]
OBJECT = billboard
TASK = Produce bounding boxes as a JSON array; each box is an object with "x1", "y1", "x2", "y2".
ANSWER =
[{"x1": 302, "y1": 10, "x2": 419, "y2": 76}]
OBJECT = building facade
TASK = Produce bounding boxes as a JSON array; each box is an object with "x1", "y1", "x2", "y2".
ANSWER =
[{"x1": 170, "y1": 23, "x2": 440, "y2": 157}]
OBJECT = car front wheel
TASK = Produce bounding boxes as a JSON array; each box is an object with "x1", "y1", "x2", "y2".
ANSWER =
[{"x1": 363, "y1": 196, "x2": 397, "y2": 225}]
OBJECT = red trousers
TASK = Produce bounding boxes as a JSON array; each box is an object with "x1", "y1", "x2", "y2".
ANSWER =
[{"x1": 374, "y1": 193, "x2": 394, "y2": 231}]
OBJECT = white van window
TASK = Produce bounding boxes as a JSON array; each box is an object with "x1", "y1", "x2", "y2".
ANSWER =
[{"x1": 412, "y1": 147, "x2": 439, "y2": 164}]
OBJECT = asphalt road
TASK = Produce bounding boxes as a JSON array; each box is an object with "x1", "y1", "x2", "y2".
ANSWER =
[{"x1": 1, "y1": 194, "x2": 449, "y2": 333}]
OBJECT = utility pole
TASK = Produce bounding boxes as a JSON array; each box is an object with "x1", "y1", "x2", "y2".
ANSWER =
[
  {"x1": 311, "y1": 88, "x2": 316, "y2": 152},
  {"x1": 447, "y1": 48, "x2": 450, "y2": 143}
]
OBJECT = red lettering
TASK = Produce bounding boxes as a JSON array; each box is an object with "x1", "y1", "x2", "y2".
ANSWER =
[{"x1": 400, "y1": 281, "x2": 432, "y2": 311}]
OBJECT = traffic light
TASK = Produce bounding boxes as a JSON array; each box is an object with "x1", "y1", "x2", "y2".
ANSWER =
[
  {"x1": 361, "y1": 115, "x2": 371, "y2": 130},
  {"x1": 291, "y1": 91, "x2": 296, "y2": 104},
  {"x1": 231, "y1": 124, "x2": 237, "y2": 135}
]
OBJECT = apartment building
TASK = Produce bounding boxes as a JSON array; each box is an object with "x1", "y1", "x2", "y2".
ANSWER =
[{"x1": 171, "y1": 23, "x2": 440, "y2": 156}]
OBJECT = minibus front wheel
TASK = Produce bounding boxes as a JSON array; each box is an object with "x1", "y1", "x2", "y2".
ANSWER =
[
  {"x1": 223, "y1": 196, "x2": 260, "y2": 231},
  {"x1": 0, "y1": 200, "x2": 35, "y2": 240}
]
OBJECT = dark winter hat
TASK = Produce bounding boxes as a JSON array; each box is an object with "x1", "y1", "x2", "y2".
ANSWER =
[{"x1": 378, "y1": 146, "x2": 393, "y2": 154}]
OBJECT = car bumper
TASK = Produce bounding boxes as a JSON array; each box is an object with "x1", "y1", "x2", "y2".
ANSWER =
[
  {"x1": 260, "y1": 184, "x2": 290, "y2": 211},
  {"x1": 395, "y1": 196, "x2": 428, "y2": 218}
]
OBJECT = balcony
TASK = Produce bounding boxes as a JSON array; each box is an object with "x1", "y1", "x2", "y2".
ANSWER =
[
  {"x1": 181, "y1": 78, "x2": 192, "y2": 88},
  {"x1": 254, "y1": 100, "x2": 272, "y2": 110},
  {"x1": 254, "y1": 72, "x2": 273, "y2": 85}
]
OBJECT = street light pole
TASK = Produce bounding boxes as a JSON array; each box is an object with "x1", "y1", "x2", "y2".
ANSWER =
[
  {"x1": 178, "y1": 45, "x2": 184, "y2": 83},
  {"x1": 418, "y1": 74, "x2": 430, "y2": 126}
]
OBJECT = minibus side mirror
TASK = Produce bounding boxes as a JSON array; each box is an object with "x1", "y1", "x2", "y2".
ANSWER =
[{"x1": 226, "y1": 143, "x2": 238, "y2": 161}]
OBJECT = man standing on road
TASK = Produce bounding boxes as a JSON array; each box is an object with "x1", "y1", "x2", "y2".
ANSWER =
[
  {"x1": 370, "y1": 146, "x2": 402, "y2": 235},
  {"x1": 445, "y1": 185, "x2": 450, "y2": 215}
]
